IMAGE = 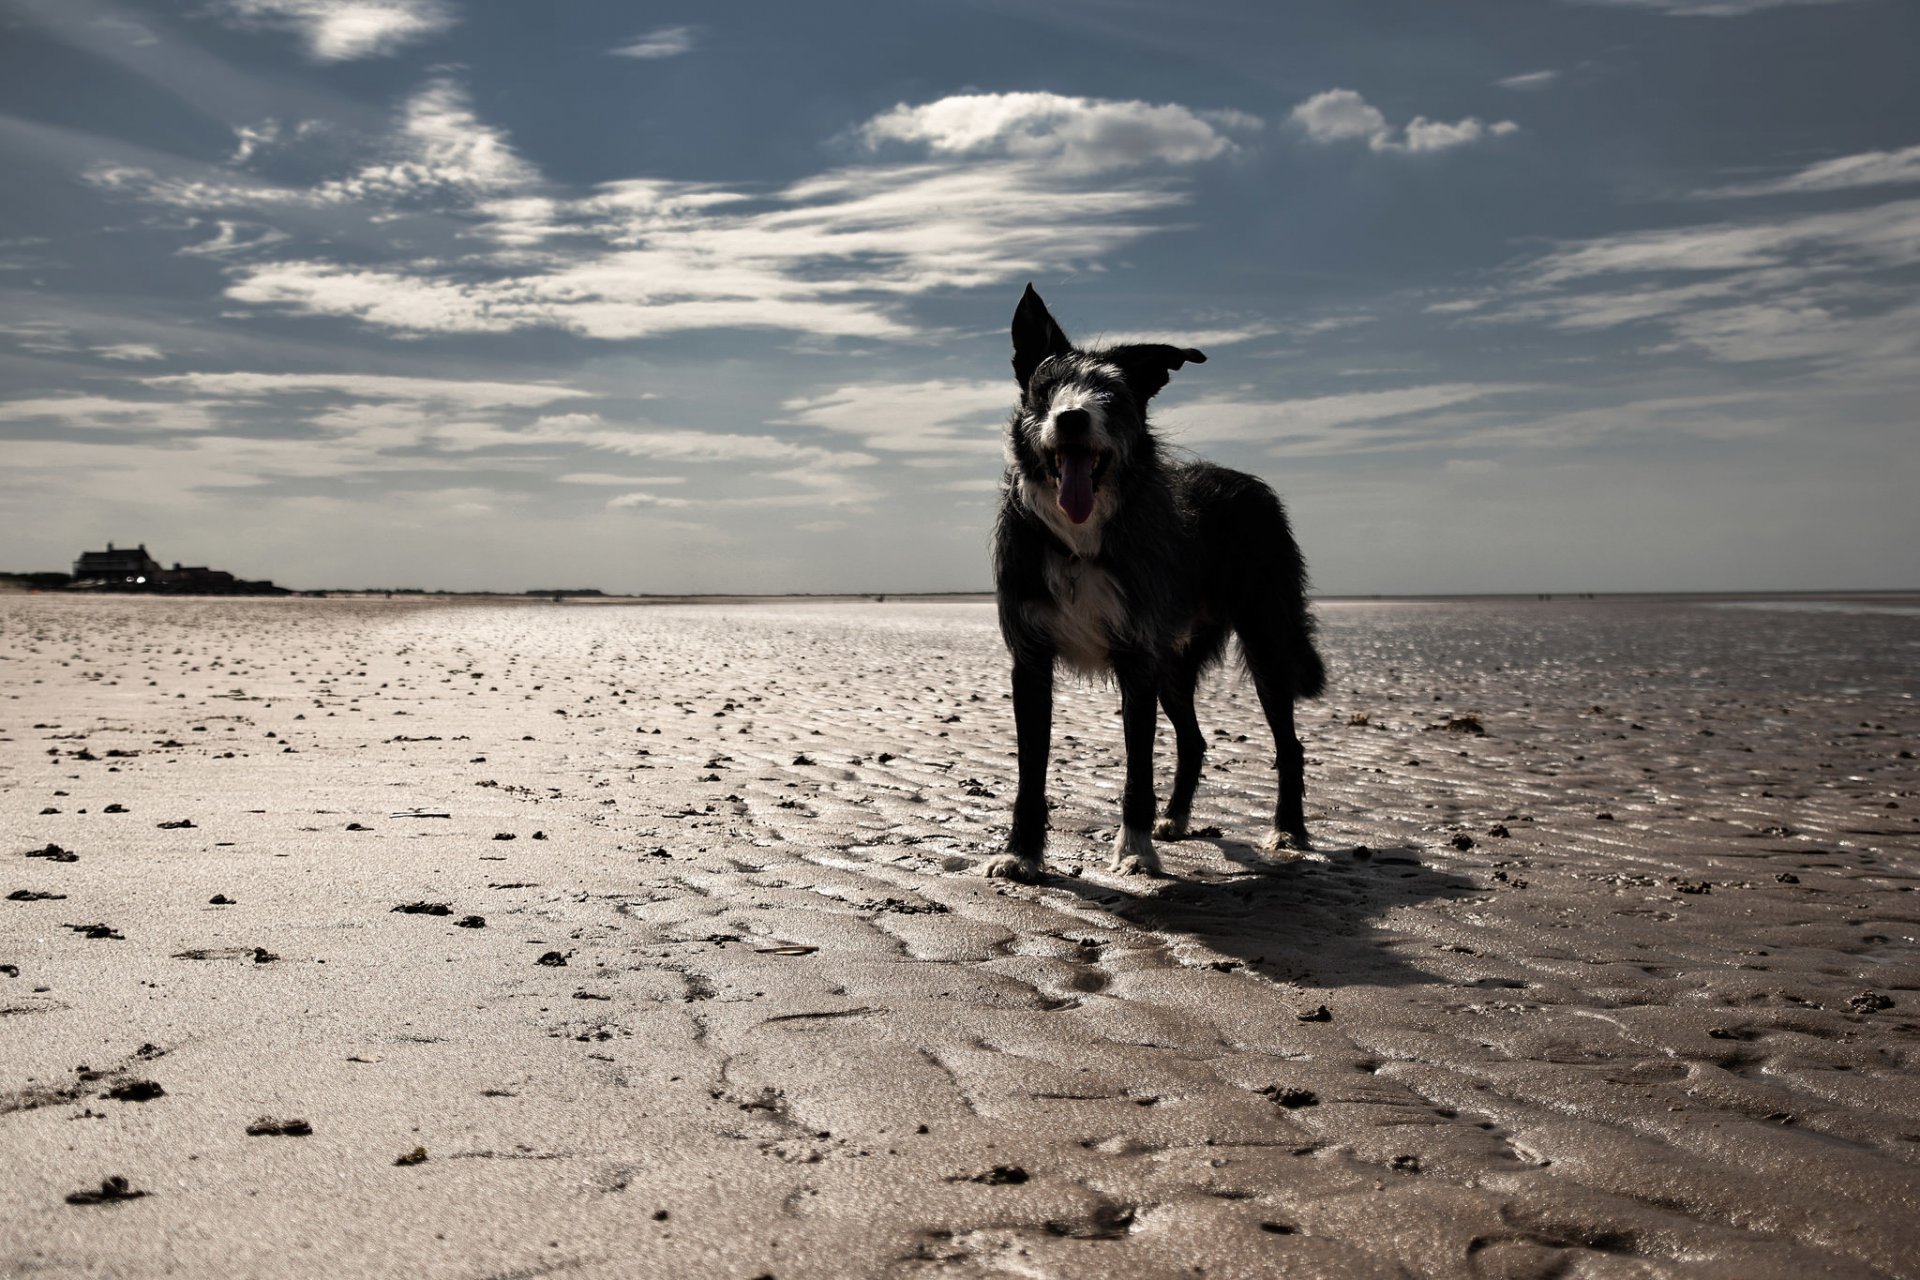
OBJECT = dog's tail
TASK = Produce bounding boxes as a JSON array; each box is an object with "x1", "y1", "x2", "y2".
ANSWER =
[{"x1": 1191, "y1": 465, "x2": 1327, "y2": 700}]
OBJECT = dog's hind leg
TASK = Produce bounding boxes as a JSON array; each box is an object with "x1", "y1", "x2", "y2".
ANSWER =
[
  {"x1": 1241, "y1": 630, "x2": 1312, "y2": 853},
  {"x1": 985, "y1": 657, "x2": 1053, "y2": 882},
  {"x1": 1153, "y1": 644, "x2": 1210, "y2": 840},
  {"x1": 1256, "y1": 684, "x2": 1310, "y2": 853},
  {"x1": 1111, "y1": 657, "x2": 1164, "y2": 875}
]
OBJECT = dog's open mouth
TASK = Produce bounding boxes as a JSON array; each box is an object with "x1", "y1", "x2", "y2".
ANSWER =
[{"x1": 1053, "y1": 447, "x2": 1109, "y2": 525}]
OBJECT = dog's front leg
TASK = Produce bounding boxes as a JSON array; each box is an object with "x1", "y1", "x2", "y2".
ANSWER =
[
  {"x1": 985, "y1": 656, "x2": 1053, "y2": 882},
  {"x1": 1111, "y1": 657, "x2": 1163, "y2": 876}
]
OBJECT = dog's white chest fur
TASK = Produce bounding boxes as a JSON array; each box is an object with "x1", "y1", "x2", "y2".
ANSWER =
[{"x1": 1041, "y1": 551, "x2": 1125, "y2": 672}]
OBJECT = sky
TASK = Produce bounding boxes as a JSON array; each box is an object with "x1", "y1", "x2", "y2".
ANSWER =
[{"x1": 1, "y1": 0, "x2": 1915, "y2": 594}]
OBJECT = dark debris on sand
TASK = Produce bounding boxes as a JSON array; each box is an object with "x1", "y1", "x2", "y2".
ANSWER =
[
  {"x1": 246, "y1": 1116, "x2": 312, "y2": 1136},
  {"x1": 66, "y1": 1176, "x2": 148, "y2": 1206}
]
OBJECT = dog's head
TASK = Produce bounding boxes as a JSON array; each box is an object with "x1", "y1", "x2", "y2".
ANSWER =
[{"x1": 1006, "y1": 284, "x2": 1206, "y2": 531}]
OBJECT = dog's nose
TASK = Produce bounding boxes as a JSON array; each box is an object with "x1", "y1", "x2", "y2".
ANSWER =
[{"x1": 1053, "y1": 408, "x2": 1092, "y2": 439}]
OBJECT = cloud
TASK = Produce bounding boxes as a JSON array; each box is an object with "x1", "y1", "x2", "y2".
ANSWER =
[
  {"x1": 177, "y1": 219, "x2": 292, "y2": 258},
  {"x1": 1092, "y1": 321, "x2": 1284, "y2": 347},
  {"x1": 1161, "y1": 383, "x2": 1535, "y2": 453},
  {"x1": 1475, "y1": 192, "x2": 1920, "y2": 369},
  {"x1": 860, "y1": 92, "x2": 1255, "y2": 172},
  {"x1": 1522, "y1": 198, "x2": 1920, "y2": 283},
  {"x1": 1496, "y1": 70, "x2": 1561, "y2": 91},
  {"x1": 92, "y1": 343, "x2": 165, "y2": 362},
  {"x1": 1566, "y1": 0, "x2": 1863, "y2": 15},
  {"x1": 0, "y1": 394, "x2": 220, "y2": 431},
  {"x1": 1702, "y1": 144, "x2": 1920, "y2": 198},
  {"x1": 84, "y1": 84, "x2": 1235, "y2": 344},
  {"x1": 213, "y1": 0, "x2": 455, "y2": 61},
  {"x1": 1288, "y1": 89, "x2": 1516, "y2": 154},
  {"x1": 213, "y1": 157, "x2": 1191, "y2": 339},
  {"x1": 555, "y1": 472, "x2": 687, "y2": 486},
  {"x1": 610, "y1": 26, "x2": 698, "y2": 59},
  {"x1": 780, "y1": 380, "x2": 1011, "y2": 456},
  {"x1": 89, "y1": 80, "x2": 537, "y2": 212},
  {"x1": 314, "y1": 79, "x2": 539, "y2": 201},
  {"x1": 145, "y1": 372, "x2": 589, "y2": 407}
]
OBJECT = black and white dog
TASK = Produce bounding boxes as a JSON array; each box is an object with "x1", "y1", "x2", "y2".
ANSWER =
[{"x1": 986, "y1": 285, "x2": 1326, "y2": 881}]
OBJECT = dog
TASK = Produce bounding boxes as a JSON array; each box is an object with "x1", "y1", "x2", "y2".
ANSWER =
[{"x1": 985, "y1": 285, "x2": 1326, "y2": 881}]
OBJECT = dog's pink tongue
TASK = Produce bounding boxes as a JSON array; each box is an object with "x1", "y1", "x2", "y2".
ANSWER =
[{"x1": 1058, "y1": 453, "x2": 1095, "y2": 525}]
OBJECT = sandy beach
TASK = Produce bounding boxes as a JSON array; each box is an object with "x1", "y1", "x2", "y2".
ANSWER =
[{"x1": 2, "y1": 592, "x2": 1916, "y2": 1279}]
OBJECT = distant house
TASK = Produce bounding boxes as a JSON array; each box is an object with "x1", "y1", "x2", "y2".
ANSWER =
[
  {"x1": 157, "y1": 563, "x2": 238, "y2": 593},
  {"x1": 69, "y1": 543, "x2": 288, "y2": 595},
  {"x1": 72, "y1": 542, "x2": 162, "y2": 585}
]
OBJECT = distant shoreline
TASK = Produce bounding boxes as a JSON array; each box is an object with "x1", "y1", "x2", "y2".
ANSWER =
[{"x1": 4, "y1": 582, "x2": 1915, "y2": 607}]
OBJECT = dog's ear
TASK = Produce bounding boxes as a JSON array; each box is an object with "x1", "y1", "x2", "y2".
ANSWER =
[
  {"x1": 1011, "y1": 284, "x2": 1073, "y2": 394},
  {"x1": 1110, "y1": 343, "x2": 1208, "y2": 404}
]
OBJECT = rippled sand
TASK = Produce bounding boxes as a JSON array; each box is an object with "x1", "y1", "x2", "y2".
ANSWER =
[{"x1": 2, "y1": 593, "x2": 1916, "y2": 1278}]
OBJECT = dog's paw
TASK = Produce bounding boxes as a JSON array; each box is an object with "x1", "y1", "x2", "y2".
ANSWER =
[
  {"x1": 1109, "y1": 826, "x2": 1162, "y2": 876},
  {"x1": 983, "y1": 853, "x2": 1043, "y2": 883},
  {"x1": 1152, "y1": 814, "x2": 1189, "y2": 840},
  {"x1": 1263, "y1": 828, "x2": 1313, "y2": 858}
]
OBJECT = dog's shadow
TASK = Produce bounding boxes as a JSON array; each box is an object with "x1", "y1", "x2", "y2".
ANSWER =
[{"x1": 1047, "y1": 837, "x2": 1478, "y2": 990}]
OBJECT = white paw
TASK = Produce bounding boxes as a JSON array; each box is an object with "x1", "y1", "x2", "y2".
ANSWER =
[
  {"x1": 1262, "y1": 828, "x2": 1311, "y2": 859},
  {"x1": 983, "y1": 853, "x2": 1043, "y2": 882},
  {"x1": 1152, "y1": 813, "x2": 1189, "y2": 840},
  {"x1": 1108, "y1": 826, "x2": 1162, "y2": 876}
]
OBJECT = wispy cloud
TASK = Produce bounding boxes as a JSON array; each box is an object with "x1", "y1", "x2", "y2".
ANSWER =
[
  {"x1": 1566, "y1": 0, "x2": 1865, "y2": 15},
  {"x1": 779, "y1": 380, "x2": 1010, "y2": 456},
  {"x1": 213, "y1": 0, "x2": 455, "y2": 61},
  {"x1": 1496, "y1": 70, "x2": 1561, "y2": 91},
  {"x1": 1701, "y1": 144, "x2": 1920, "y2": 198},
  {"x1": 86, "y1": 79, "x2": 535, "y2": 212},
  {"x1": 1473, "y1": 193, "x2": 1920, "y2": 368},
  {"x1": 610, "y1": 25, "x2": 699, "y2": 59},
  {"x1": 143, "y1": 372, "x2": 590, "y2": 407},
  {"x1": 860, "y1": 92, "x2": 1258, "y2": 172},
  {"x1": 1288, "y1": 89, "x2": 1517, "y2": 154},
  {"x1": 81, "y1": 85, "x2": 1234, "y2": 344},
  {"x1": 0, "y1": 394, "x2": 219, "y2": 430},
  {"x1": 1162, "y1": 383, "x2": 1535, "y2": 454},
  {"x1": 92, "y1": 343, "x2": 165, "y2": 362}
]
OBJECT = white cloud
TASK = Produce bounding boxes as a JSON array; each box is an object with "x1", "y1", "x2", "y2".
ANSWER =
[
  {"x1": 216, "y1": 156, "x2": 1191, "y2": 339},
  {"x1": 1496, "y1": 70, "x2": 1560, "y2": 91},
  {"x1": 86, "y1": 84, "x2": 1232, "y2": 343},
  {"x1": 1288, "y1": 89, "x2": 1388, "y2": 146},
  {"x1": 1703, "y1": 144, "x2": 1920, "y2": 198},
  {"x1": 177, "y1": 219, "x2": 292, "y2": 258},
  {"x1": 92, "y1": 343, "x2": 165, "y2": 362},
  {"x1": 780, "y1": 379, "x2": 1010, "y2": 456},
  {"x1": 315, "y1": 79, "x2": 539, "y2": 202},
  {"x1": 607, "y1": 491, "x2": 693, "y2": 509},
  {"x1": 1288, "y1": 89, "x2": 1516, "y2": 154},
  {"x1": 532, "y1": 419, "x2": 873, "y2": 468},
  {"x1": 214, "y1": 0, "x2": 455, "y2": 61},
  {"x1": 90, "y1": 80, "x2": 537, "y2": 213},
  {"x1": 1524, "y1": 198, "x2": 1920, "y2": 283},
  {"x1": 860, "y1": 92, "x2": 1254, "y2": 172},
  {"x1": 1093, "y1": 321, "x2": 1283, "y2": 347},
  {"x1": 1162, "y1": 383, "x2": 1534, "y2": 452},
  {"x1": 1478, "y1": 192, "x2": 1920, "y2": 370},
  {"x1": 556, "y1": 472, "x2": 687, "y2": 486},
  {"x1": 145, "y1": 372, "x2": 589, "y2": 407},
  {"x1": 0, "y1": 395, "x2": 219, "y2": 431},
  {"x1": 1568, "y1": 0, "x2": 1862, "y2": 15},
  {"x1": 610, "y1": 26, "x2": 698, "y2": 59}
]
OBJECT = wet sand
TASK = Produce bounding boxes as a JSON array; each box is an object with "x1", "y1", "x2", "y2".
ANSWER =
[{"x1": 2, "y1": 593, "x2": 1916, "y2": 1279}]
